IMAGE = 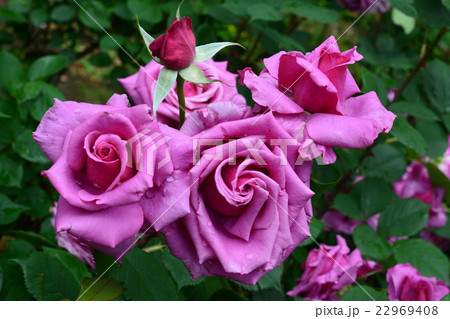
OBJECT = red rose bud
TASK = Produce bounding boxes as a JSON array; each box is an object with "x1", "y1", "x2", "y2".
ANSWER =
[{"x1": 149, "y1": 17, "x2": 196, "y2": 70}]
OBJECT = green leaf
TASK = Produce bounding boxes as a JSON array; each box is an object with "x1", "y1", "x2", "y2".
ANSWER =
[
  {"x1": 0, "y1": 153, "x2": 23, "y2": 187},
  {"x1": 387, "y1": 0, "x2": 418, "y2": 17},
  {"x1": 15, "y1": 252, "x2": 81, "y2": 300},
  {"x1": 138, "y1": 24, "x2": 158, "y2": 61},
  {"x1": 13, "y1": 130, "x2": 49, "y2": 164},
  {"x1": 128, "y1": 0, "x2": 162, "y2": 25},
  {"x1": 389, "y1": 101, "x2": 439, "y2": 121},
  {"x1": 442, "y1": 114, "x2": 450, "y2": 133},
  {"x1": 355, "y1": 178, "x2": 393, "y2": 217},
  {"x1": 283, "y1": 1, "x2": 338, "y2": 24},
  {"x1": 110, "y1": 248, "x2": 178, "y2": 300},
  {"x1": 100, "y1": 34, "x2": 125, "y2": 51},
  {"x1": 362, "y1": 144, "x2": 407, "y2": 183},
  {"x1": 247, "y1": 4, "x2": 282, "y2": 21},
  {"x1": 362, "y1": 69, "x2": 387, "y2": 105},
  {"x1": 431, "y1": 218, "x2": 450, "y2": 239},
  {"x1": 423, "y1": 60, "x2": 450, "y2": 114},
  {"x1": 78, "y1": 277, "x2": 123, "y2": 301},
  {"x1": 257, "y1": 265, "x2": 284, "y2": 292},
  {"x1": 78, "y1": 1, "x2": 111, "y2": 31},
  {"x1": 332, "y1": 193, "x2": 363, "y2": 221},
  {"x1": 0, "y1": 7, "x2": 26, "y2": 23},
  {"x1": 424, "y1": 162, "x2": 450, "y2": 206},
  {"x1": 392, "y1": 8, "x2": 415, "y2": 34},
  {"x1": 394, "y1": 239, "x2": 449, "y2": 282},
  {"x1": 11, "y1": 231, "x2": 58, "y2": 248},
  {"x1": 378, "y1": 198, "x2": 429, "y2": 237},
  {"x1": 389, "y1": 115, "x2": 428, "y2": 156},
  {"x1": 416, "y1": 120, "x2": 448, "y2": 159},
  {"x1": 17, "y1": 187, "x2": 51, "y2": 218},
  {"x1": 442, "y1": 293, "x2": 450, "y2": 301},
  {"x1": 0, "y1": 264, "x2": 3, "y2": 293},
  {"x1": 162, "y1": 247, "x2": 204, "y2": 290},
  {"x1": 43, "y1": 247, "x2": 91, "y2": 282},
  {"x1": 194, "y1": 42, "x2": 244, "y2": 63},
  {"x1": 0, "y1": 50, "x2": 24, "y2": 90},
  {"x1": 28, "y1": 55, "x2": 67, "y2": 81},
  {"x1": 340, "y1": 285, "x2": 388, "y2": 301},
  {"x1": 29, "y1": 83, "x2": 65, "y2": 121},
  {"x1": 179, "y1": 64, "x2": 214, "y2": 84},
  {"x1": 0, "y1": 262, "x2": 32, "y2": 300},
  {"x1": 153, "y1": 67, "x2": 178, "y2": 115},
  {"x1": 50, "y1": 5, "x2": 76, "y2": 22},
  {"x1": 299, "y1": 217, "x2": 325, "y2": 247},
  {"x1": 30, "y1": 9, "x2": 48, "y2": 27},
  {"x1": 413, "y1": 0, "x2": 450, "y2": 28},
  {"x1": 353, "y1": 225, "x2": 392, "y2": 260},
  {"x1": 0, "y1": 193, "x2": 27, "y2": 225}
]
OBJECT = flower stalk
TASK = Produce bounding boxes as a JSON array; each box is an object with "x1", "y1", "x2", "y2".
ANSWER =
[{"x1": 176, "y1": 74, "x2": 186, "y2": 128}]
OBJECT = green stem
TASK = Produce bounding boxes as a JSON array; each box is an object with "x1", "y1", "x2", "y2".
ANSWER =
[
  {"x1": 176, "y1": 74, "x2": 186, "y2": 129},
  {"x1": 392, "y1": 28, "x2": 447, "y2": 104}
]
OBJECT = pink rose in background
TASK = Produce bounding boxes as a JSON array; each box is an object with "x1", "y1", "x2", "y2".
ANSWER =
[
  {"x1": 240, "y1": 36, "x2": 395, "y2": 164},
  {"x1": 160, "y1": 102, "x2": 314, "y2": 285},
  {"x1": 322, "y1": 210, "x2": 362, "y2": 235},
  {"x1": 149, "y1": 17, "x2": 196, "y2": 71},
  {"x1": 393, "y1": 162, "x2": 448, "y2": 229},
  {"x1": 387, "y1": 263, "x2": 449, "y2": 301},
  {"x1": 33, "y1": 94, "x2": 179, "y2": 258},
  {"x1": 338, "y1": 0, "x2": 390, "y2": 14},
  {"x1": 119, "y1": 59, "x2": 246, "y2": 127},
  {"x1": 287, "y1": 235, "x2": 381, "y2": 300},
  {"x1": 439, "y1": 136, "x2": 450, "y2": 179},
  {"x1": 51, "y1": 205, "x2": 95, "y2": 269}
]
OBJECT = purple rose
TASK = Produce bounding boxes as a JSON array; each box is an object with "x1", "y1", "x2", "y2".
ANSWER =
[
  {"x1": 287, "y1": 235, "x2": 381, "y2": 300},
  {"x1": 239, "y1": 36, "x2": 395, "y2": 164},
  {"x1": 149, "y1": 17, "x2": 196, "y2": 70},
  {"x1": 33, "y1": 94, "x2": 178, "y2": 258},
  {"x1": 338, "y1": 0, "x2": 391, "y2": 14},
  {"x1": 158, "y1": 102, "x2": 314, "y2": 285},
  {"x1": 387, "y1": 263, "x2": 449, "y2": 301},
  {"x1": 119, "y1": 59, "x2": 246, "y2": 127},
  {"x1": 393, "y1": 162, "x2": 448, "y2": 228},
  {"x1": 439, "y1": 136, "x2": 450, "y2": 179},
  {"x1": 322, "y1": 210, "x2": 362, "y2": 235}
]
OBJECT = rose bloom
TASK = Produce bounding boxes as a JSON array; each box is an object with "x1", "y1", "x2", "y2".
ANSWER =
[
  {"x1": 287, "y1": 235, "x2": 381, "y2": 300},
  {"x1": 119, "y1": 59, "x2": 246, "y2": 127},
  {"x1": 149, "y1": 16, "x2": 196, "y2": 70},
  {"x1": 33, "y1": 94, "x2": 181, "y2": 258},
  {"x1": 156, "y1": 101, "x2": 314, "y2": 285},
  {"x1": 338, "y1": 0, "x2": 390, "y2": 14},
  {"x1": 393, "y1": 162, "x2": 448, "y2": 229},
  {"x1": 239, "y1": 36, "x2": 395, "y2": 164},
  {"x1": 438, "y1": 136, "x2": 450, "y2": 179},
  {"x1": 387, "y1": 263, "x2": 449, "y2": 301}
]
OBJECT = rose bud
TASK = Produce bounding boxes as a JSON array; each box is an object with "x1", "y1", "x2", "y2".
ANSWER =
[{"x1": 149, "y1": 16, "x2": 196, "y2": 70}]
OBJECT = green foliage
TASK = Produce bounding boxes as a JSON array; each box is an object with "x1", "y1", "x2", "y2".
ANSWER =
[
  {"x1": 353, "y1": 225, "x2": 392, "y2": 260},
  {"x1": 394, "y1": 239, "x2": 450, "y2": 282},
  {"x1": 78, "y1": 278, "x2": 123, "y2": 301},
  {"x1": 340, "y1": 285, "x2": 389, "y2": 301}
]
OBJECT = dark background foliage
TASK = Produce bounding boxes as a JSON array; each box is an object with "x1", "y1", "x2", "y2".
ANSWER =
[{"x1": 0, "y1": 0, "x2": 449, "y2": 300}]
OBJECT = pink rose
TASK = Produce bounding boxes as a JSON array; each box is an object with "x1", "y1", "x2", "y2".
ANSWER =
[
  {"x1": 119, "y1": 59, "x2": 246, "y2": 126},
  {"x1": 149, "y1": 17, "x2": 196, "y2": 70},
  {"x1": 393, "y1": 162, "x2": 447, "y2": 228},
  {"x1": 239, "y1": 36, "x2": 395, "y2": 163},
  {"x1": 387, "y1": 263, "x2": 449, "y2": 301},
  {"x1": 287, "y1": 235, "x2": 381, "y2": 300},
  {"x1": 33, "y1": 94, "x2": 179, "y2": 258},
  {"x1": 322, "y1": 210, "x2": 362, "y2": 235},
  {"x1": 51, "y1": 204, "x2": 95, "y2": 269},
  {"x1": 159, "y1": 102, "x2": 314, "y2": 285},
  {"x1": 438, "y1": 136, "x2": 450, "y2": 179}
]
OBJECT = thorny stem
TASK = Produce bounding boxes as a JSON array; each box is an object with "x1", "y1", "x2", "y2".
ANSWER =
[{"x1": 177, "y1": 74, "x2": 186, "y2": 129}]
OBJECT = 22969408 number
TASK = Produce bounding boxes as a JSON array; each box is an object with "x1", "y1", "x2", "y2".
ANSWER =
[{"x1": 376, "y1": 306, "x2": 438, "y2": 316}]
